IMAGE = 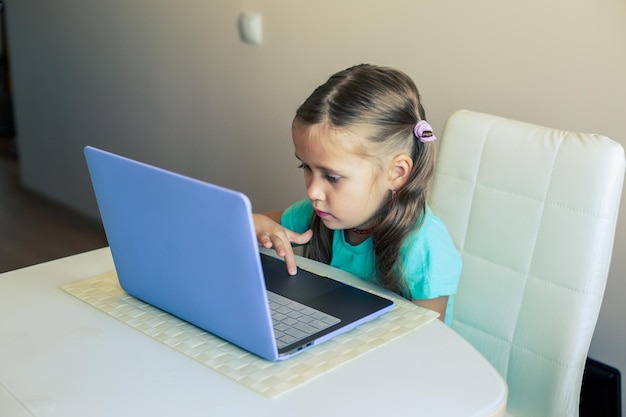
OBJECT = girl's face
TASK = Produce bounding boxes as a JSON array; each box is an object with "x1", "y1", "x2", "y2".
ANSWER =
[{"x1": 292, "y1": 122, "x2": 393, "y2": 231}]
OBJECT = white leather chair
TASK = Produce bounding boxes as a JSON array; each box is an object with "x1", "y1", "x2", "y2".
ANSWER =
[{"x1": 429, "y1": 110, "x2": 625, "y2": 417}]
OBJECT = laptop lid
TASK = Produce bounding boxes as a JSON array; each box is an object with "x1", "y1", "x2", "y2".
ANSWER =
[{"x1": 84, "y1": 146, "x2": 393, "y2": 361}]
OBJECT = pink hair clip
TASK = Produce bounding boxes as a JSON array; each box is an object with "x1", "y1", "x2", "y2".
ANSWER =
[{"x1": 414, "y1": 120, "x2": 437, "y2": 142}]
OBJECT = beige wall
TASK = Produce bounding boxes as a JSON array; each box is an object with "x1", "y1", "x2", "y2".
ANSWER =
[{"x1": 6, "y1": 0, "x2": 626, "y2": 409}]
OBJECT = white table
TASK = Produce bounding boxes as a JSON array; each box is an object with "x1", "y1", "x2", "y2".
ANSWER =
[{"x1": 0, "y1": 248, "x2": 507, "y2": 417}]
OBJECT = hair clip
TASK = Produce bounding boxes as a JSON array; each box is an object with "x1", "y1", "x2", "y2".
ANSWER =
[{"x1": 414, "y1": 120, "x2": 437, "y2": 142}]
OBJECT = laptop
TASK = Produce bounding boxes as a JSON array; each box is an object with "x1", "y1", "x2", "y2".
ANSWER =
[{"x1": 84, "y1": 146, "x2": 394, "y2": 361}]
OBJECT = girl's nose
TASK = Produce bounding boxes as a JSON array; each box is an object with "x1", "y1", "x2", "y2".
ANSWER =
[{"x1": 306, "y1": 177, "x2": 324, "y2": 201}]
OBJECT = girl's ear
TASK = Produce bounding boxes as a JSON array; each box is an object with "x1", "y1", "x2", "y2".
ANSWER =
[{"x1": 388, "y1": 154, "x2": 413, "y2": 190}]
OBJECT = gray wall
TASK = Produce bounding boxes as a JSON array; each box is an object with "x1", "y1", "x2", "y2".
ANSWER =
[{"x1": 6, "y1": 0, "x2": 626, "y2": 409}]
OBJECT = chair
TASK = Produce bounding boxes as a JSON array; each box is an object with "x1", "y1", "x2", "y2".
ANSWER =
[{"x1": 429, "y1": 110, "x2": 625, "y2": 417}]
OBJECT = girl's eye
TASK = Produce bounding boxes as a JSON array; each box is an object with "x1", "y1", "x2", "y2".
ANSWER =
[
  {"x1": 298, "y1": 163, "x2": 340, "y2": 183},
  {"x1": 325, "y1": 174, "x2": 341, "y2": 184}
]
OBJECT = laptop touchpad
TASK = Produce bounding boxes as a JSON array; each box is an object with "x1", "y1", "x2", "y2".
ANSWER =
[{"x1": 261, "y1": 257, "x2": 342, "y2": 302}]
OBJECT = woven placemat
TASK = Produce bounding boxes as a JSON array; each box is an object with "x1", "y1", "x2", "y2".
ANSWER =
[{"x1": 61, "y1": 271, "x2": 436, "y2": 398}]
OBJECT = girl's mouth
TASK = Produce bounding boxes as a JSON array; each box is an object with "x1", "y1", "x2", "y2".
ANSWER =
[{"x1": 315, "y1": 209, "x2": 331, "y2": 218}]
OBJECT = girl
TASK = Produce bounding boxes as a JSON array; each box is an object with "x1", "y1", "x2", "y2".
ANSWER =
[{"x1": 253, "y1": 64, "x2": 461, "y2": 324}]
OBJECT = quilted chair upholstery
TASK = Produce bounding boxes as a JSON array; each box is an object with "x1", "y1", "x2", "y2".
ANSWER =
[{"x1": 429, "y1": 110, "x2": 625, "y2": 417}]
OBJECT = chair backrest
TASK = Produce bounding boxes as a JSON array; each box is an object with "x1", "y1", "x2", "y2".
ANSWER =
[{"x1": 429, "y1": 110, "x2": 625, "y2": 417}]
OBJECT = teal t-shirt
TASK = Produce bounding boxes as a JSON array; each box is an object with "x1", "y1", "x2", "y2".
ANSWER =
[{"x1": 281, "y1": 199, "x2": 462, "y2": 325}]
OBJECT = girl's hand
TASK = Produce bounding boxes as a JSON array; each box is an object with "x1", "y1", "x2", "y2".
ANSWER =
[{"x1": 253, "y1": 213, "x2": 313, "y2": 275}]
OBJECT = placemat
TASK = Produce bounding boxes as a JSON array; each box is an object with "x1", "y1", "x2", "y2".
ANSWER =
[{"x1": 61, "y1": 271, "x2": 436, "y2": 398}]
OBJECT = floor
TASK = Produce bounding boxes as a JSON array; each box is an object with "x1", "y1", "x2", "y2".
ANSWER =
[{"x1": 0, "y1": 137, "x2": 108, "y2": 274}]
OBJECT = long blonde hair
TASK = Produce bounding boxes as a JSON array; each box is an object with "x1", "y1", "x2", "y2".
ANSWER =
[{"x1": 295, "y1": 64, "x2": 436, "y2": 299}]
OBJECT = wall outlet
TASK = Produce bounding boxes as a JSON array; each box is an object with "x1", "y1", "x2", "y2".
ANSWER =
[{"x1": 238, "y1": 12, "x2": 262, "y2": 45}]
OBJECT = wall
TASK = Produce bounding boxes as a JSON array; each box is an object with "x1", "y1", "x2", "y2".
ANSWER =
[{"x1": 5, "y1": 0, "x2": 626, "y2": 409}]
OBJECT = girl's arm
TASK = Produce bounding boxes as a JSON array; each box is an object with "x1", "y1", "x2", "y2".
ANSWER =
[
  {"x1": 253, "y1": 212, "x2": 313, "y2": 275},
  {"x1": 262, "y1": 210, "x2": 284, "y2": 223},
  {"x1": 413, "y1": 296, "x2": 449, "y2": 322}
]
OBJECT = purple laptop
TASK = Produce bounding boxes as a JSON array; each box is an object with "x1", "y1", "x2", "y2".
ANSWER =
[{"x1": 84, "y1": 146, "x2": 394, "y2": 361}]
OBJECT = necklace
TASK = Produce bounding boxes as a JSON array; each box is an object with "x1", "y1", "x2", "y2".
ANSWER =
[{"x1": 350, "y1": 227, "x2": 374, "y2": 235}]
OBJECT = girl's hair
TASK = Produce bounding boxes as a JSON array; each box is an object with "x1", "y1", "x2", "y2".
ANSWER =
[{"x1": 294, "y1": 64, "x2": 436, "y2": 299}]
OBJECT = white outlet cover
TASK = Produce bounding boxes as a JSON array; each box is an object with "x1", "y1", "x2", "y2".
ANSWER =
[{"x1": 238, "y1": 12, "x2": 262, "y2": 45}]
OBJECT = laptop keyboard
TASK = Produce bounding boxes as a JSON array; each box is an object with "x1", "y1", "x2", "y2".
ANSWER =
[{"x1": 267, "y1": 291, "x2": 341, "y2": 349}]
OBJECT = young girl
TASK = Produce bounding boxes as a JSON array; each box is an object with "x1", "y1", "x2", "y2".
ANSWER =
[{"x1": 253, "y1": 64, "x2": 461, "y2": 324}]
